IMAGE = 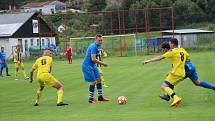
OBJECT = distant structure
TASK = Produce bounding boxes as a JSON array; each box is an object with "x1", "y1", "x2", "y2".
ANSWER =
[
  {"x1": 0, "y1": 12, "x2": 56, "y2": 58},
  {"x1": 22, "y1": 0, "x2": 66, "y2": 14},
  {"x1": 162, "y1": 29, "x2": 214, "y2": 48}
]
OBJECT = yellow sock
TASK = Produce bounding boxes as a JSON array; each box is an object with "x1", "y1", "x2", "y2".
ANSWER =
[
  {"x1": 22, "y1": 70, "x2": 26, "y2": 78},
  {"x1": 57, "y1": 89, "x2": 64, "y2": 104},
  {"x1": 15, "y1": 70, "x2": 18, "y2": 78},
  {"x1": 101, "y1": 75, "x2": 105, "y2": 85},
  {"x1": 35, "y1": 90, "x2": 42, "y2": 104},
  {"x1": 164, "y1": 87, "x2": 177, "y2": 99}
]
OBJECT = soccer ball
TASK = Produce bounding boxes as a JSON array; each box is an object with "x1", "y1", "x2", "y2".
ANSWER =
[{"x1": 117, "y1": 96, "x2": 127, "y2": 105}]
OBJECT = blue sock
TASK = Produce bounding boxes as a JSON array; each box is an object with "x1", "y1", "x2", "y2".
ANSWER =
[
  {"x1": 89, "y1": 85, "x2": 95, "y2": 100},
  {"x1": 0, "y1": 67, "x2": 3, "y2": 76},
  {"x1": 6, "y1": 67, "x2": 9, "y2": 75},
  {"x1": 199, "y1": 81, "x2": 215, "y2": 90},
  {"x1": 96, "y1": 83, "x2": 103, "y2": 99}
]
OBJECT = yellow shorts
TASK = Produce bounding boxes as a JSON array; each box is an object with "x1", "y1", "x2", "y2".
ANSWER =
[
  {"x1": 14, "y1": 62, "x2": 25, "y2": 69},
  {"x1": 165, "y1": 73, "x2": 184, "y2": 86},
  {"x1": 37, "y1": 73, "x2": 58, "y2": 86},
  {"x1": 98, "y1": 66, "x2": 103, "y2": 73}
]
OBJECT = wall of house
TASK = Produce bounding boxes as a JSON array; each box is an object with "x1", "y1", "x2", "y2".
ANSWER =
[
  {"x1": 7, "y1": 37, "x2": 56, "y2": 59},
  {"x1": 24, "y1": 5, "x2": 56, "y2": 14}
]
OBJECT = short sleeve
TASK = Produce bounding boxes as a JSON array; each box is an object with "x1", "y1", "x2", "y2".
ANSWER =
[
  {"x1": 91, "y1": 46, "x2": 97, "y2": 55},
  {"x1": 32, "y1": 60, "x2": 38, "y2": 70},
  {"x1": 162, "y1": 50, "x2": 173, "y2": 58}
]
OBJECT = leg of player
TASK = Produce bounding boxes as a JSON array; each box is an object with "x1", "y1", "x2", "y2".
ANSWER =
[
  {"x1": 192, "y1": 80, "x2": 215, "y2": 91},
  {"x1": 21, "y1": 64, "x2": 29, "y2": 80},
  {"x1": 52, "y1": 81, "x2": 68, "y2": 106},
  {"x1": 5, "y1": 64, "x2": 10, "y2": 76},
  {"x1": 101, "y1": 73, "x2": 108, "y2": 88},
  {"x1": 96, "y1": 78, "x2": 109, "y2": 102},
  {"x1": 0, "y1": 66, "x2": 3, "y2": 77},
  {"x1": 15, "y1": 67, "x2": 19, "y2": 80},
  {"x1": 88, "y1": 81, "x2": 97, "y2": 103},
  {"x1": 162, "y1": 82, "x2": 181, "y2": 107},
  {"x1": 34, "y1": 85, "x2": 45, "y2": 106}
]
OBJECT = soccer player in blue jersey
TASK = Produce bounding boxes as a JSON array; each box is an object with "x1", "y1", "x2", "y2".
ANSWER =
[
  {"x1": 159, "y1": 42, "x2": 215, "y2": 101},
  {"x1": 0, "y1": 47, "x2": 10, "y2": 77},
  {"x1": 82, "y1": 34, "x2": 110, "y2": 103}
]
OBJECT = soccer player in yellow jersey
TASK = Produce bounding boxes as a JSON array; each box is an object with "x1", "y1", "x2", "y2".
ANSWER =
[
  {"x1": 96, "y1": 49, "x2": 108, "y2": 87},
  {"x1": 143, "y1": 38, "x2": 189, "y2": 107},
  {"x1": 14, "y1": 46, "x2": 29, "y2": 80},
  {"x1": 29, "y1": 48, "x2": 68, "y2": 106}
]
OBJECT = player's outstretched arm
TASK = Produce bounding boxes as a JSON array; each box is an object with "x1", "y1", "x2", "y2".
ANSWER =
[
  {"x1": 91, "y1": 54, "x2": 108, "y2": 67},
  {"x1": 29, "y1": 68, "x2": 35, "y2": 83},
  {"x1": 143, "y1": 55, "x2": 165, "y2": 65}
]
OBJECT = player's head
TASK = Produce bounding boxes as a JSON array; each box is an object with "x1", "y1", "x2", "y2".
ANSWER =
[
  {"x1": 169, "y1": 38, "x2": 178, "y2": 48},
  {"x1": 161, "y1": 42, "x2": 170, "y2": 52},
  {"x1": 17, "y1": 45, "x2": 21, "y2": 52},
  {"x1": 1, "y1": 47, "x2": 4, "y2": 52},
  {"x1": 43, "y1": 48, "x2": 52, "y2": 57},
  {"x1": 95, "y1": 34, "x2": 103, "y2": 45}
]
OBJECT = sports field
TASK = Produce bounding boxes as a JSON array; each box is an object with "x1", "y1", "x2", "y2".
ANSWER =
[{"x1": 0, "y1": 52, "x2": 215, "y2": 121}]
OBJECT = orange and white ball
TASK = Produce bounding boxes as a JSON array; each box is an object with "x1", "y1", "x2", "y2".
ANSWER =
[{"x1": 117, "y1": 96, "x2": 127, "y2": 105}]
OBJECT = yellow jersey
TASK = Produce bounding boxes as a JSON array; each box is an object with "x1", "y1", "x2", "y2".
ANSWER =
[
  {"x1": 162, "y1": 48, "x2": 189, "y2": 77},
  {"x1": 14, "y1": 51, "x2": 22, "y2": 63},
  {"x1": 96, "y1": 49, "x2": 107, "y2": 68},
  {"x1": 32, "y1": 56, "x2": 53, "y2": 75}
]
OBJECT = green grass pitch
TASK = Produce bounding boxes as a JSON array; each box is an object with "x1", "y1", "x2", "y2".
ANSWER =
[{"x1": 0, "y1": 52, "x2": 215, "y2": 121}]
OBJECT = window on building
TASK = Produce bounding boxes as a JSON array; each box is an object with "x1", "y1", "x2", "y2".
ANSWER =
[
  {"x1": 25, "y1": 40, "x2": 28, "y2": 51},
  {"x1": 18, "y1": 39, "x2": 23, "y2": 52},
  {"x1": 30, "y1": 39, "x2": 34, "y2": 46},
  {"x1": 37, "y1": 39, "x2": 40, "y2": 46},
  {"x1": 42, "y1": 39, "x2": 45, "y2": 46}
]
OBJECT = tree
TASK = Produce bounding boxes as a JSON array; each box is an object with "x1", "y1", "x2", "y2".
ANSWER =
[{"x1": 88, "y1": 0, "x2": 107, "y2": 12}]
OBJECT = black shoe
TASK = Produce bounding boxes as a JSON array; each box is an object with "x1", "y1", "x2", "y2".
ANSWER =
[
  {"x1": 57, "y1": 102, "x2": 69, "y2": 106},
  {"x1": 6, "y1": 74, "x2": 11, "y2": 76},
  {"x1": 159, "y1": 94, "x2": 170, "y2": 101},
  {"x1": 34, "y1": 103, "x2": 39, "y2": 106}
]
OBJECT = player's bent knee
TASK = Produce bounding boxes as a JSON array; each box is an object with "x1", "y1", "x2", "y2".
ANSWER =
[{"x1": 193, "y1": 80, "x2": 200, "y2": 86}]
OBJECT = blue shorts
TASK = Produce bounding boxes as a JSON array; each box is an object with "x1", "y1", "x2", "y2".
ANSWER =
[
  {"x1": 1, "y1": 63, "x2": 8, "y2": 68},
  {"x1": 82, "y1": 64, "x2": 101, "y2": 82},
  {"x1": 185, "y1": 62, "x2": 199, "y2": 82}
]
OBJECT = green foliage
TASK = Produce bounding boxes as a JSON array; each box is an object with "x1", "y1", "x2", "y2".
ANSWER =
[{"x1": 88, "y1": 0, "x2": 107, "y2": 12}]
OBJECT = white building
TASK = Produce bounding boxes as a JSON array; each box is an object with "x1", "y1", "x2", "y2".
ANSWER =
[
  {"x1": 162, "y1": 29, "x2": 214, "y2": 48},
  {"x1": 0, "y1": 12, "x2": 56, "y2": 59},
  {"x1": 22, "y1": 1, "x2": 66, "y2": 14}
]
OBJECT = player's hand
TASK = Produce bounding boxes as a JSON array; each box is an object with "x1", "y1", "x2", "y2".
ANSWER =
[
  {"x1": 142, "y1": 60, "x2": 150, "y2": 65},
  {"x1": 103, "y1": 63, "x2": 108, "y2": 67},
  {"x1": 29, "y1": 79, "x2": 33, "y2": 83}
]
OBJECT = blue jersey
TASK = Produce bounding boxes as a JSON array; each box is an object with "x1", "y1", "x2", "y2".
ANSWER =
[
  {"x1": 82, "y1": 42, "x2": 101, "y2": 66},
  {"x1": 0, "y1": 51, "x2": 6, "y2": 64}
]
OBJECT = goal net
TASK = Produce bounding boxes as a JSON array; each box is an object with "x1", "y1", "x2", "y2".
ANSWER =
[{"x1": 69, "y1": 34, "x2": 138, "y2": 57}]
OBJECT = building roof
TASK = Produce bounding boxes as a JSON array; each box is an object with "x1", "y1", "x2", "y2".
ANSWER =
[
  {"x1": 162, "y1": 29, "x2": 214, "y2": 34},
  {"x1": 22, "y1": 1, "x2": 66, "y2": 8},
  {"x1": 0, "y1": 12, "x2": 35, "y2": 37},
  {"x1": 22, "y1": 2, "x2": 51, "y2": 8}
]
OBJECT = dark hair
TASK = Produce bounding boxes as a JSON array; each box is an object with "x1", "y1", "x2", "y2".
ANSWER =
[
  {"x1": 169, "y1": 38, "x2": 178, "y2": 46},
  {"x1": 96, "y1": 34, "x2": 102, "y2": 38},
  {"x1": 161, "y1": 42, "x2": 170, "y2": 50},
  {"x1": 44, "y1": 48, "x2": 52, "y2": 51}
]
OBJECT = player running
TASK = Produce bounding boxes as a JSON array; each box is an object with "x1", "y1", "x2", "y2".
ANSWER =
[
  {"x1": 29, "y1": 48, "x2": 68, "y2": 106},
  {"x1": 159, "y1": 42, "x2": 215, "y2": 101},
  {"x1": 0, "y1": 47, "x2": 11, "y2": 77},
  {"x1": 82, "y1": 34, "x2": 110, "y2": 103},
  {"x1": 13, "y1": 45, "x2": 29, "y2": 80},
  {"x1": 143, "y1": 38, "x2": 189, "y2": 107}
]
